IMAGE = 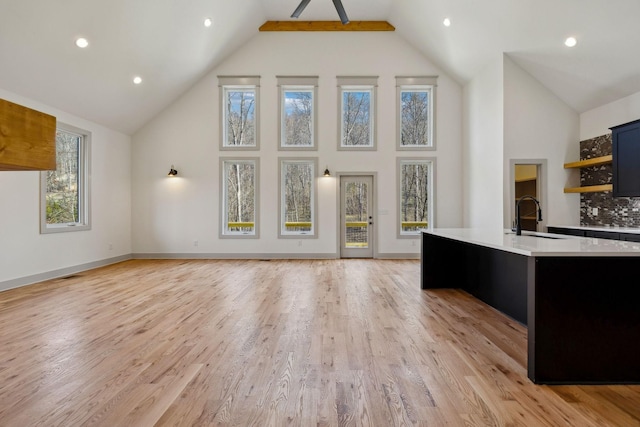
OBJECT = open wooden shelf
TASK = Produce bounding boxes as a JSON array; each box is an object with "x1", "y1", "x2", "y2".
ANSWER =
[
  {"x1": 564, "y1": 184, "x2": 613, "y2": 193},
  {"x1": 563, "y1": 155, "x2": 613, "y2": 193},
  {"x1": 564, "y1": 155, "x2": 612, "y2": 169}
]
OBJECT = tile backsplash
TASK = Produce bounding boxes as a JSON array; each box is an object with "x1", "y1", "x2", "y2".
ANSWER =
[{"x1": 580, "y1": 133, "x2": 640, "y2": 227}]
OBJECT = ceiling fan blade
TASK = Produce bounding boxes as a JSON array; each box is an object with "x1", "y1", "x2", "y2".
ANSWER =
[
  {"x1": 332, "y1": 0, "x2": 350, "y2": 24},
  {"x1": 291, "y1": 0, "x2": 312, "y2": 18}
]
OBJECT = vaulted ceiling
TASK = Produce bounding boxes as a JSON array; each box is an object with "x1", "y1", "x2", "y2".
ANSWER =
[{"x1": 1, "y1": 0, "x2": 639, "y2": 135}]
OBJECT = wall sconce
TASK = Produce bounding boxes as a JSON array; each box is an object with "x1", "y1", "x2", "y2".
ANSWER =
[
  {"x1": 167, "y1": 165, "x2": 178, "y2": 176},
  {"x1": 323, "y1": 167, "x2": 331, "y2": 177}
]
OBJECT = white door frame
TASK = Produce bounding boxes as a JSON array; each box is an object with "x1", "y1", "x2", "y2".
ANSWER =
[
  {"x1": 336, "y1": 172, "x2": 378, "y2": 258},
  {"x1": 508, "y1": 159, "x2": 547, "y2": 231}
]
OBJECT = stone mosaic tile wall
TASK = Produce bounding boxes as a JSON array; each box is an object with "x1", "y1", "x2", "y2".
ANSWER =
[{"x1": 580, "y1": 133, "x2": 640, "y2": 226}]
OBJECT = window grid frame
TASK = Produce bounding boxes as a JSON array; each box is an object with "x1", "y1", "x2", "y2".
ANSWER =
[
  {"x1": 396, "y1": 76, "x2": 438, "y2": 151},
  {"x1": 218, "y1": 76, "x2": 261, "y2": 151},
  {"x1": 219, "y1": 157, "x2": 260, "y2": 239},
  {"x1": 277, "y1": 76, "x2": 318, "y2": 151},
  {"x1": 278, "y1": 157, "x2": 318, "y2": 238},
  {"x1": 397, "y1": 157, "x2": 436, "y2": 238},
  {"x1": 337, "y1": 76, "x2": 378, "y2": 151},
  {"x1": 40, "y1": 123, "x2": 91, "y2": 234}
]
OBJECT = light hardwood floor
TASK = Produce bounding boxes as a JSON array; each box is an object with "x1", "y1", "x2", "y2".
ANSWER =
[{"x1": 0, "y1": 259, "x2": 639, "y2": 426}]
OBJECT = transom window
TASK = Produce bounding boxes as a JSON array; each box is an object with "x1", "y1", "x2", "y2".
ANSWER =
[
  {"x1": 398, "y1": 158, "x2": 434, "y2": 237},
  {"x1": 337, "y1": 76, "x2": 377, "y2": 150},
  {"x1": 220, "y1": 158, "x2": 259, "y2": 238},
  {"x1": 396, "y1": 76, "x2": 437, "y2": 150},
  {"x1": 278, "y1": 76, "x2": 318, "y2": 150},
  {"x1": 40, "y1": 124, "x2": 91, "y2": 233},
  {"x1": 279, "y1": 158, "x2": 317, "y2": 238},
  {"x1": 218, "y1": 76, "x2": 260, "y2": 150}
]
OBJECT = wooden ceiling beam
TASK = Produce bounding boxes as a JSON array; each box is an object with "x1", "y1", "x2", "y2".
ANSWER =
[{"x1": 259, "y1": 21, "x2": 395, "y2": 32}]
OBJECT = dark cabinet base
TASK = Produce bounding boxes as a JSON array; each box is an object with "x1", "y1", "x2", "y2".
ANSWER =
[
  {"x1": 531, "y1": 257, "x2": 640, "y2": 384},
  {"x1": 421, "y1": 233, "x2": 527, "y2": 324},
  {"x1": 421, "y1": 232, "x2": 640, "y2": 384}
]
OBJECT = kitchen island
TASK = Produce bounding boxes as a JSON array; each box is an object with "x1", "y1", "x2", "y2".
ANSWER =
[{"x1": 421, "y1": 228, "x2": 640, "y2": 384}]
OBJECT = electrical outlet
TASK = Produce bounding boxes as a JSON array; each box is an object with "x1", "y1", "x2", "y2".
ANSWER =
[
  {"x1": 298, "y1": 240, "x2": 302, "y2": 247},
  {"x1": 194, "y1": 240, "x2": 199, "y2": 247},
  {"x1": 592, "y1": 207, "x2": 599, "y2": 216},
  {"x1": 108, "y1": 243, "x2": 113, "y2": 250},
  {"x1": 412, "y1": 240, "x2": 416, "y2": 246}
]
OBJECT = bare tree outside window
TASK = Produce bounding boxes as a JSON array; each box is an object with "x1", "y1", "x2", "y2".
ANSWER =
[
  {"x1": 401, "y1": 89, "x2": 430, "y2": 146},
  {"x1": 222, "y1": 159, "x2": 257, "y2": 236},
  {"x1": 342, "y1": 90, "x2": 372, "y2": 147},
  {"x1": 277, "y1": 77, "x2": 317, "y2": 151},
  {"x1": 283, "y1": 90, "x2": 313, "y2": 147},
  {"x1": 224, "y1": 89, "x2": 256, "y2": 147},
  {"x1": 40, "y1": 124, "x2": 90, "y2": 234},
  {"x1": 280, "y1": 159, "x2": 316, "y2": 236},
  {"x1": 400, "y1": 160, "x2": 431, "y2": 234},
  {"x1": 396, "y1": 77, "x2": 436, "y2": 150},
  {"x1": 344, "y1": 181, "x2": 369, "y2": 247},
  {"x1": 46, "y1": 130, "x2": 80, "y2": 224}
]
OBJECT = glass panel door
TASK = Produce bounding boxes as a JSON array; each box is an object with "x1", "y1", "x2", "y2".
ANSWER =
[{"x1": 340, "y1": 175, "x2": 374, "y2": 258}]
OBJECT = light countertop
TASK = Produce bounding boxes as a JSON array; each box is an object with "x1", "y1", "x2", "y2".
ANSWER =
[{"x1": 422, "y1": 228, "x2": 640, "y2": 257}]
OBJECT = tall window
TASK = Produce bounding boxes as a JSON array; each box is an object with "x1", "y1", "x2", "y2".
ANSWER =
[
  {"x1": 278, "y1": 76, "x2": 318, "y2": 150},
  {"x1": 40, "y1": 124, "x2": 91, "y2": 233},
  {"x1": 218, "y1": 76, "x2": 260, "y2": 150},
  {"x1": 220, "y1": 158, "x2": 259, "y2": 238},
  {"x1": 398, "y1": 158, "x2": 434, "y2": 236},
  {"x1": 279, "y1": 158, "x2": 317, "y2": 238},
  {"x1": 337, "y1": 76, "x2": 377, "y2": 150},
  {"x1": 396, "y1": 76, "x2": 437, "y2": 150}
]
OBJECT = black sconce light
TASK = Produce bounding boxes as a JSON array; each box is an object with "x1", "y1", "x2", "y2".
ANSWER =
[
  {"x1": 323, "y1": 167, "x2": 331, "y2": 177},
  {"x1": 168, "y1": 165, "x2": 178, "y2": 176}
]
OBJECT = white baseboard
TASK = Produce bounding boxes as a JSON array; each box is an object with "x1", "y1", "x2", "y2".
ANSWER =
[
  {"x1": 0, "y1": 254, "x2": 132, "y2": 292},
  {"x1": 132, "y1": 252, "x2": 339, "y2": 260},
  {"x1": 133, "y1": 252, "x2": 419, "y2": 260},
  {"x1": 375, "y1": 253, "x2": 420, "y2": 259}
]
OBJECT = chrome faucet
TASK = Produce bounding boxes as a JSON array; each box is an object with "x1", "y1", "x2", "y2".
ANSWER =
[{"x1": 516, "y1": 195, "x2": 542, "y2": 235}]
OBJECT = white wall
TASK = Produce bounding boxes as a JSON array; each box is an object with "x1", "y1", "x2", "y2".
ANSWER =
[
  {"x1": 503, "y1": 56, "x2": 579, "y2": 227},
  {"x1": 580, "y1": 90, "x2": 640, "y2": 140},
  {"x1": 0, "y1": 89, "x2": 132, "y2": 288},
  {"x1": 132, "y1": 31, "x2": 463, "y2": 257},
  {"x1": 462, "y1": 57, "x2": 504, "y2": 229}
]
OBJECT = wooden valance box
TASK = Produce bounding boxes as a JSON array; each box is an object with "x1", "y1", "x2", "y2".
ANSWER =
[{"x1": 0, "y1": 98, "x2": 56, "y2": 171}]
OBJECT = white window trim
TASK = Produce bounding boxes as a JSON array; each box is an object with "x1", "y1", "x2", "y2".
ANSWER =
[
  {"x1": 218, "y1": 76, "x2": 260, "y2": 151},
  {"x1": 397, "y1": 157, "x2": 436, "y2": 238},
  {"x1": 396, "y1": 76, "x2": 437, "y2": 151},
  {"x1": 337, "y1": 76, "x2": 378, "y2": 151},
  {"x1": 277, "y1": 76, "x2": 318, "y2": 151},
  {"x1": 219, "y1": 157, "x2": 260, "y2": 239},
  {"x1": 40, "y1": 123, "x2": 91, "y2": 234},
  {"x1": 278, "y1": 157, "x2": 318, "y2": 238}
]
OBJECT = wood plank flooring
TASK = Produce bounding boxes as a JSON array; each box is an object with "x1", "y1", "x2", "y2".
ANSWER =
[{"x1": 0, "y1": 259, "x2": 638, "y2": 426}]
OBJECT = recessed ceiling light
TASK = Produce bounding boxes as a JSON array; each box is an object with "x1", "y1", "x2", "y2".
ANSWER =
[
  {"x1": 443, "y1": 18, "x2": 451, "y2": 27},
  {"x1": 564, "y1": 37, "x2": 577, "y2": 47},
  {"x1": 75, "y1": 38, "x2": 89, "y2": 48},
  {"x1": 204, "y1": 17, "x2": 213, "y2": 27},
  {"x1": 133, "y1": 76, "x2": 142, "y2": 85}
]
